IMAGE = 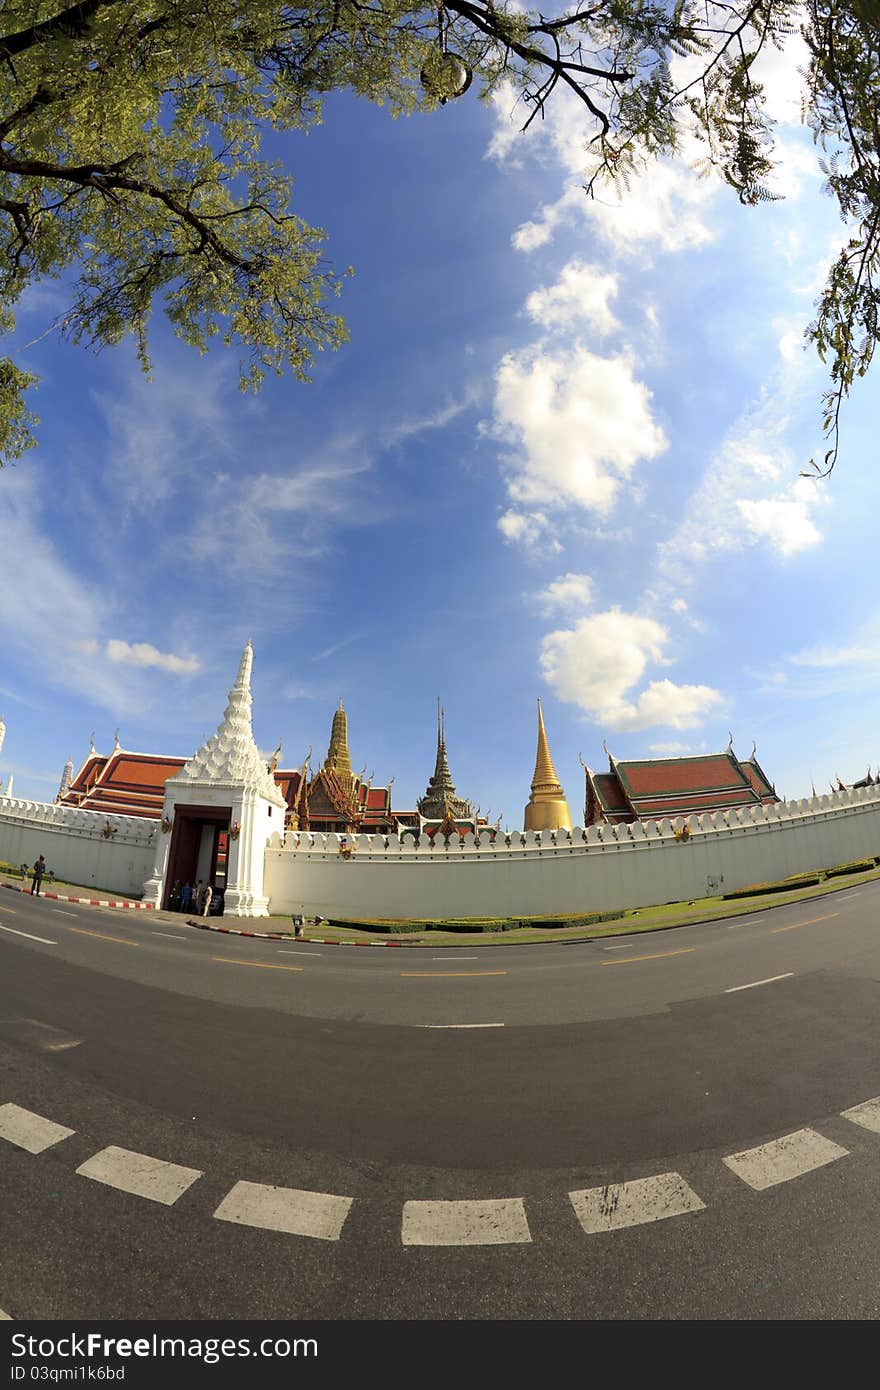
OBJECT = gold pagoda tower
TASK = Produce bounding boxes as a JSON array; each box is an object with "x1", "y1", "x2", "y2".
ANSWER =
[{"x1": 524, "y1": 700, "x2": 572, "y2": 831}]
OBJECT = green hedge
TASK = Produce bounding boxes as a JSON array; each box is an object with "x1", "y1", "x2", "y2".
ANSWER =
[
  {"x1": 723, "y1": 874, "x2": 822, "y2": 899},
  {"x1": 824, "y1": 858, "x2": 877, "y2": 878},
  {"x1": 327, "y1": 909, "x2": 625, "y2": 934}
]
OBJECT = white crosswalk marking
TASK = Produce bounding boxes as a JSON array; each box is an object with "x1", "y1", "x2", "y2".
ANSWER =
[
  {"x1": 77, "y1": 1145, "x2": 202, "y2": 1205},
  {"x1": 401, "y1": 1198, "x2": 531, "y2": 1246},
  {"x1": 0, "y1": 1103, "x2": 74, "y2": 1154},
  {"x1": 840, "y1": 1096, "x2": 880, "y2": 1135},
  {"x1": 569, "y1": 1172, "x2": 706, "y2": 1234},
  {"x1": 214, "y1": 1181, "x2": 352, "y2": 1241},
  {"x1": 722, "y1": 1128, "x2": 848, "y2": 1190}
]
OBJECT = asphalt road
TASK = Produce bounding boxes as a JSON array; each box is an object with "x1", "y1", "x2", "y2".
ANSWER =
[{"x1": 2, "y1": 881, "x2": 880, "y2": 1320}]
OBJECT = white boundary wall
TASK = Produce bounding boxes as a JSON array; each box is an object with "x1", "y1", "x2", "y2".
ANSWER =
[
  {"x1": 264, "y1": 785, "x2": 880, "y2": 920},
  {"x1": 0, "y1": 795, "x2": 157, "y2": 896},
  {"x1": 4, "y1": 784, "x2": 880, "y2": 917}
]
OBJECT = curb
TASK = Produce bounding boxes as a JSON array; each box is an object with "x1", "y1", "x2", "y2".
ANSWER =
[
  {"x1": 190, "y1": 919, "x2": 405, "y2": 946},
  {"x1": 1, "y1": 882, "x2": 154, "y2": 910}
]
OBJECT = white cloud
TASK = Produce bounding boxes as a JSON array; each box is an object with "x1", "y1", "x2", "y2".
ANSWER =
[
  {"x1": 649, "y1": 740, "x2": 693, "y2": 755},
  {"x1": 671, "y1": 598, "x2": 688, "y2": 614},
  {"x1": 497, "y1": 508, "x2": 559, "y2": 549},
  {"x1": 791, "y1": 642, "x2": 880, "y2": 670},
  {"x1": 94, "y1": 358, "x2": 233, "y2": 511},
  {"x1": 524, "y1": 260, "x2": 619, "y2": 336},
  {"x1": 537, "y1": 573, "x2": 594, "y2": 612},
  {"x1": 105, "y1": 640, "x2": 200, "y2": 675},
  {"x1": 736, "y1": 477, "x2": 824, "y2": 555},
  {"x1": 539, "y1": 608, "x2": 723, "y2": 730},
  {"x1": 657, "y1": 344, "x2": 827, "y2": 582},
  {"x1": 489, "y1": 344, "x2": 667, "y2": 520},
  {"x1": 381, "y1": 388, "x2": 481, "y2": 446},
  {"x1": 489, "y1": 85, "x2": 720, "y2": 258}
]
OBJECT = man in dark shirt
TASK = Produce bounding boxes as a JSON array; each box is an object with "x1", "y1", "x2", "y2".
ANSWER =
[{"x1": 31, "y1": 855, "x2": 46, "y2": 896}]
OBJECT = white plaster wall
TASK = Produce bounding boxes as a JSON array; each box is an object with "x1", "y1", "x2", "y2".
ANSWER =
[
  {"x1": 0, "y1": 796, "x2": 157, "y2": 896},
  {"x1": 263, "y1": 786, "x2": 880, "y2": 920}
]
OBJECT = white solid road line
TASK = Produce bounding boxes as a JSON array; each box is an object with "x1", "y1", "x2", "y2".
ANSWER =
[
  {"x1": 417, "y1": 1023, "x2": 505, "y2": 1029},
  {"x1": 56, "y1": 911, "x2": 81, "y2": 918},
  {"x1": 151, "y1": 932, "x2": 188, "y2": 940},
  {"x1": 0, "y1": 923, "x2": 56, "y2": 945},
  {"x1": 840, "y1": 1096, "x2": 880, "y2": 1135},
  {"x1": 402, "y1": 1197, "x2": 531, "y2": 1246},
  {"x1": 722, "y1": 1128, "x2": 849, "y2": 1191},
  {"x1": 77, "y1": 1145, "x2": 202, "y2": 1205},
  {"x1": 431, "y1": 956, "x2": 480, "y2": 960},
  {"x1": 725, "y1": 973, "x2": 795, "y2": 993},
  {"x1": 569, "y1": 1172, "x2": 706, "y2": 1234},
  {"x1": 214, "y1": 1181, "x2": 353, "y2": 1242},
  {"x1": 0, "y1": 1102, "x2": 75, "y2": 1154},
  {"x1": 278, "y1": 950, "x2": 325, "y2": 956}
]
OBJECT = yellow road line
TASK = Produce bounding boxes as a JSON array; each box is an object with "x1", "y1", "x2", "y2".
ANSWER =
[
  {"x1": 400, "y1": 971, "x2": 508, "y2": 978},
  {"x1": 771, "y1": 912, "x2": 839, "y2": 934},
  {"x1": 213, "y1": 956, "x2": 303, "y2": 972},
  {"x1": 602, "y1": 948, "x2": 695, "y2": 966},
  {"x1": 71, "y1": 927, "x2": 139, "y2": 948}
]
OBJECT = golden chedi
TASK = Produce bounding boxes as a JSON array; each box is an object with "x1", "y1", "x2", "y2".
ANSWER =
[{"x1": 524, "y1": 700, "x2": 572, "y2": 832}]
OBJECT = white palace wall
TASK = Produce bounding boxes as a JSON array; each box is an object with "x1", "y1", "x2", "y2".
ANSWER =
[
  {"x1": 264, "y1": 784, "x2": 880, "y2": 920},
  {"x1": 0, "y1": 795, "x2": 157, "y2": 895},
  {"x1": 3, "y1": 783, "x2": 880, "y2": 918}
]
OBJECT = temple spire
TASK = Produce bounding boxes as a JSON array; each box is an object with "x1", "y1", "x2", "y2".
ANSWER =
[
  {"x1": 57, "y1": 756, "x2": 74, "y2": 802},
  {"x1": 418, "y1": 700, "x2": 473, "y2": 821},
  {"x1": 172, "y1": 642, "x2": 284, "y2": 803},
  {"x1": 324, "y1": 699, "x2": 353, "y2": 786},
  {"x1": 524, "y1": 699, "x2": 572, "y2": 831}
]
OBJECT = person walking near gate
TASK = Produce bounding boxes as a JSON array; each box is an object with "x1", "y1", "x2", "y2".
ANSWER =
[
  {"x1": 30, "y1": 854, "x2": 46, "y2": 896},
  {"x1": 200, "y1": 881, "x2": 213, "y2": 916}
]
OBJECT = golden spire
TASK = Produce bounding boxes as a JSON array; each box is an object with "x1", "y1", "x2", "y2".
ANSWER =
[
  {"x1": 324, "y1": 699, "x2": 353, "y2": 785},
  {"x1": 524, "y1": 699, "x2": 572, "y2": 831}
]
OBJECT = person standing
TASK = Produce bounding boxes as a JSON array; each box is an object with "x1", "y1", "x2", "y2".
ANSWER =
[
  {"x1": 30, "y1": 855, "x2": 46, "y2": 896},
  {"x1": 200, "y1": 882, "x2": 213, "y2": 917}
]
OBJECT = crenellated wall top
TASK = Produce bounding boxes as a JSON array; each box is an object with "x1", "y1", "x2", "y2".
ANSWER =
[
  {"x1": 0, "y1": 794, "x2": 158, "y2": 843},
  {"x1": 265, "y1": 781, "x2": 880, "y2": 858}
]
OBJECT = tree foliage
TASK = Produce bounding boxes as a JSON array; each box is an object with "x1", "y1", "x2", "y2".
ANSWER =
[{"x1": 0, "y1": 0, "x2": 878, "y2": 470}]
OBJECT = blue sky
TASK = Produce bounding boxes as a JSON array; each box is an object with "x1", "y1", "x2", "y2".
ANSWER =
[{"x1": 2, "y1": 32, "x2": 879, "y2": 824}]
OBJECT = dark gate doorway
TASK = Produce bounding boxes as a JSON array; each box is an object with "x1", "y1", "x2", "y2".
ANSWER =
[{"x1": 163, "y1": 805, "x2": 231, "y2": 913}]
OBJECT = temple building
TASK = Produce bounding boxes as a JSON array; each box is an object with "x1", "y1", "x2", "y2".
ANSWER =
[
  {"x1": 583, "y1": 743, "x2": 779, "y2": 825},
  {"x1": 278, "y1": 700, "x2": 398, "y2": 834},
  {"x1": 523, "y1": 700, "x2": 572, "y2": 832},
  {"x1": 414, "y1": 705, "x2": 484, "y2": 838}
]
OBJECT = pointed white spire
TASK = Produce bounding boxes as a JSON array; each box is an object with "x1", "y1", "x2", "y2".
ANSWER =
[
  {"x1": 172, "y1": 641, "x2": 284, "y2": 802},
  {"x1": 57, "y1": 756, "x2": 75, "y2": 801},
  {"x1": 0, "y1": 714, "x2": 5, "y2": 758}
]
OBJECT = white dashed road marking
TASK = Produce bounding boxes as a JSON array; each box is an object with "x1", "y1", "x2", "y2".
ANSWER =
[
  {"x1": 722, "y1": 1128, "x2": 848, "y2": 1190},
  {"x1": 725, "y1": 973, "x2": 795, "y2": 993},
  {"x1": 401, "y1": 1198, "x2": 531, "y2": 1246},
  {"x1": 214, "y1": 1181, "x2": 352, "y2": 1242},
  {"x1": 417, "y1": 1023, "x2": 505, "y2": 1029},
  {"x1": 840, "y1": 1096, "x2": 880, "y2": 1135},
  {"x1": 56, "y1": 911, "x2": 80, "y2": 918},
  {"x1": 0, "y1": 1102, "x2": 74, "y2": 1153},
  {"x1": 569, "y1": 1172, "x2": 706, "y2": 1234},
  {"x1": 0, "y1": 924, "x2": 56, "y2": 945},
  {"x1": 151, "y1": 932, "x2": 188, "y2": 941},
  {"x1": 77, "y1": 1145, "x2": 202, "y2": 1205}
]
